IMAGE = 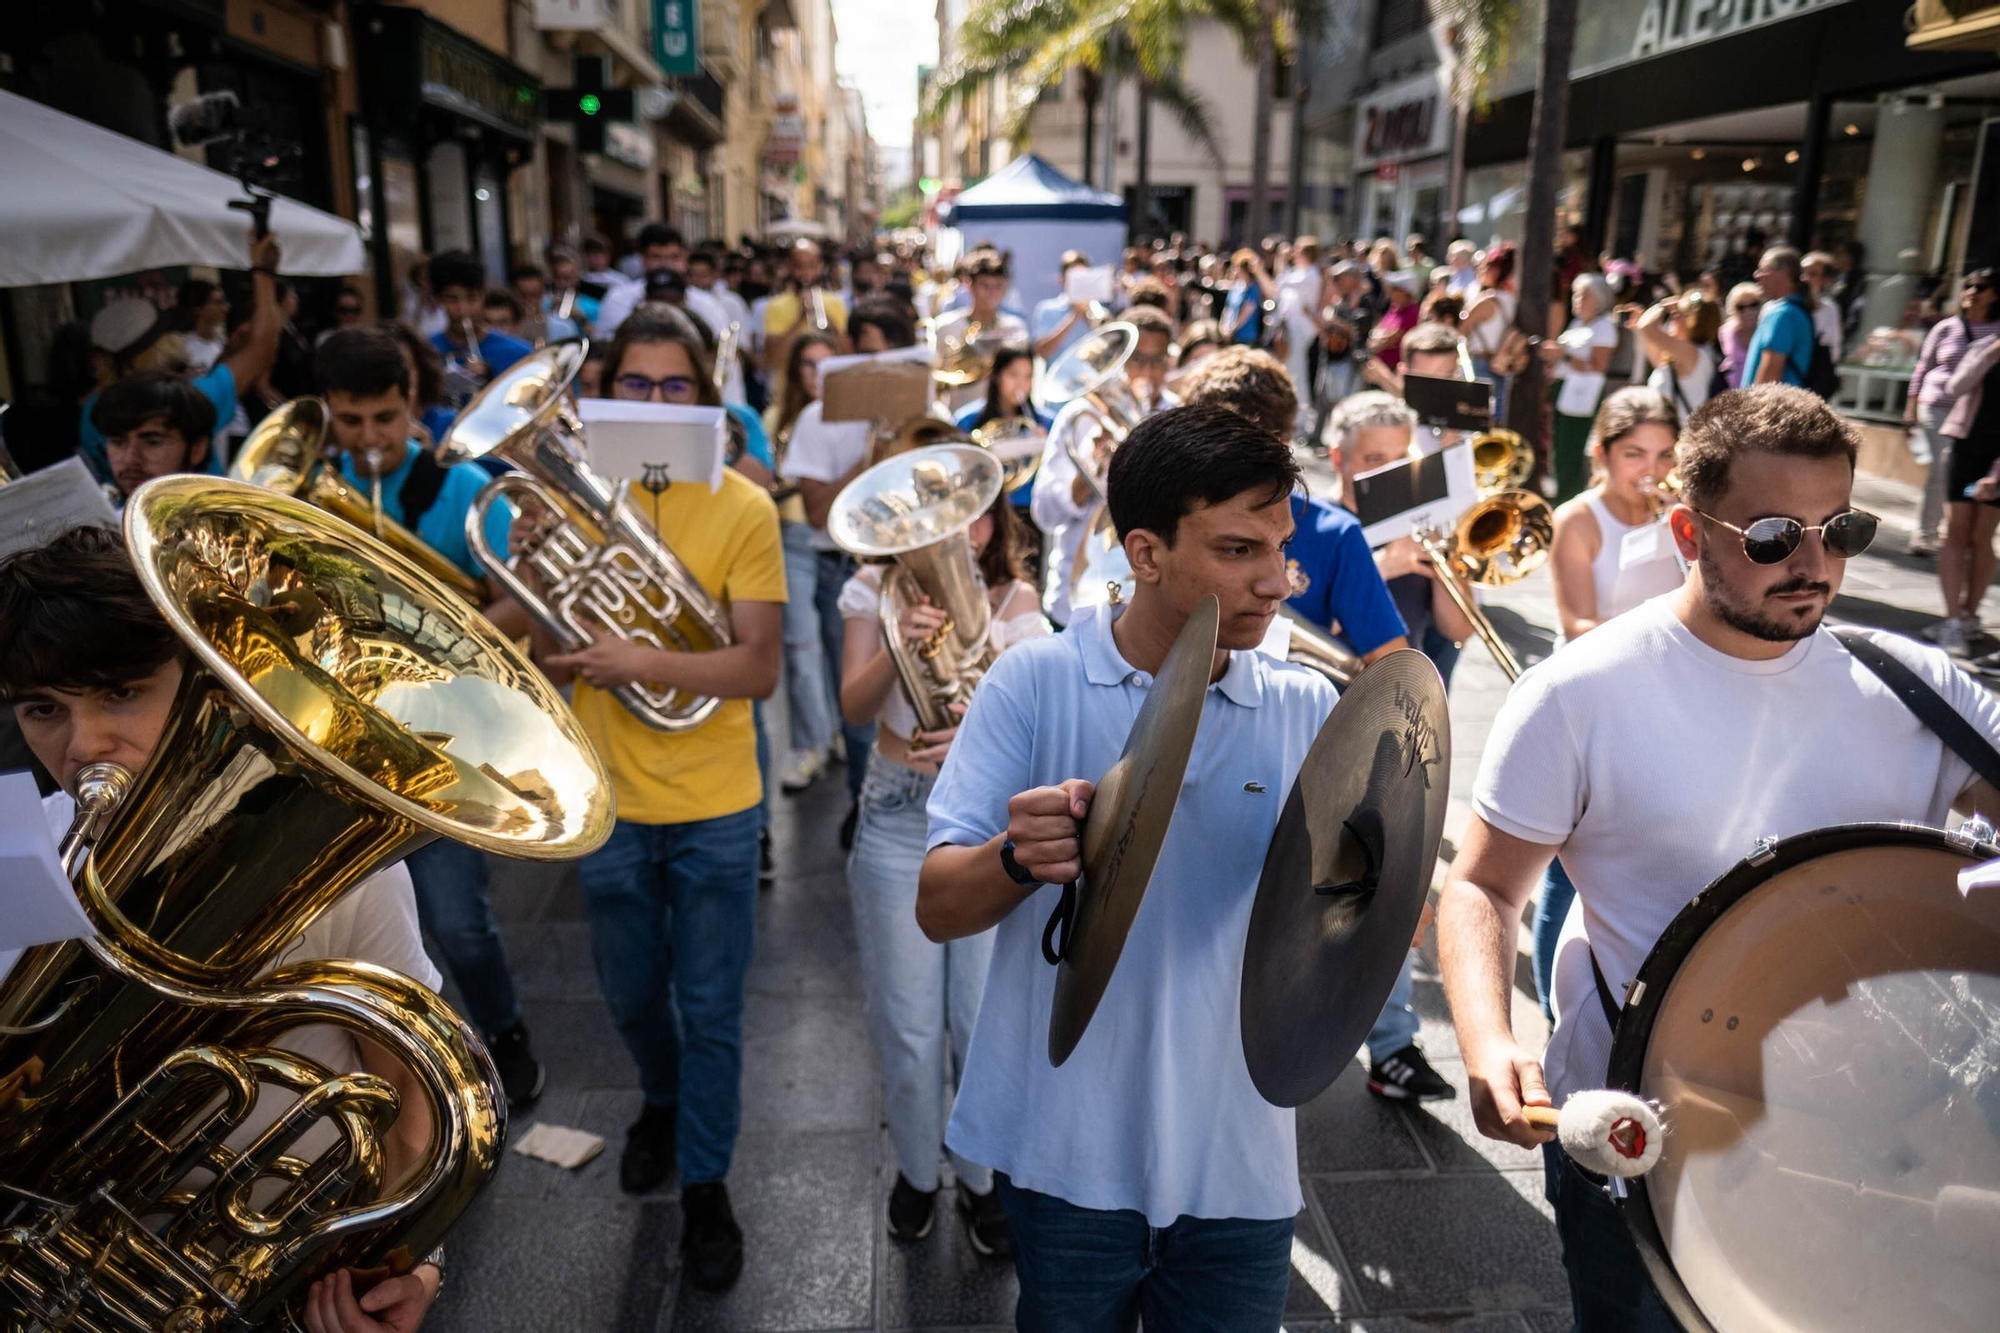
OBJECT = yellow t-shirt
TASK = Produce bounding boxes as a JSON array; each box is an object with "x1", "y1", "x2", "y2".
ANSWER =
[
  {"x1": 763, "y1": 290, "x2": 850, "y2": 401},
  {"x1": 569, "y1": 469, "x2": 786, "y2": 825}
]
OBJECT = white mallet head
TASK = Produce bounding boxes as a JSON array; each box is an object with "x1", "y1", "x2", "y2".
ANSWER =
[{"x1": 1558, "y1": 1089, "x2": 1666, "y2": 1178}]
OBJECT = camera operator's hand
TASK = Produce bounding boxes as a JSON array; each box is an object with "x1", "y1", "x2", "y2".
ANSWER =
[{"x1": 250, "y1": 231, "x2": 282, "y2": 274}]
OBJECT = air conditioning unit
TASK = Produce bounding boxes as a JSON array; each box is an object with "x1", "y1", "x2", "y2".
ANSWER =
[{"x1": 1907, "y1": 0, "x2": 2000, "y2": 51}]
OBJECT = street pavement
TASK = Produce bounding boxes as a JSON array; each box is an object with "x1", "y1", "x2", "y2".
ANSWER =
[{"x1": 425, "y1": 465, "x2": 1961, "y2": 1333}]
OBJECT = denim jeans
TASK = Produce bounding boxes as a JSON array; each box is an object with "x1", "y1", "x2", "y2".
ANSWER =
[
  {"x1": 1471, "y1": 357, "x2": 1510, "y2": 423},
  {"x1": 575, "y1": 806, "x2": 761, "y2": 1185},
  {"x1": 995, "y1": 1174, "x2": 1294, "y2": 1333},
  {"x1": 781, "y1": 521, "x2": 839, "y2": 758},
  {"x1": 846, "y1": 752, "x2": 994, "y2": 1194},
  {"x1": 814, "y1": 547, "x2": 877, "y2": 798},
  {"x1": 1363, "y1": 948, "x2": 1421, "y2": 1063},
  {"x1": 404, "y1": 838, "x2": 521, "y2": 1038},
  {"x1": 1533, "y1": 858, "x2": 1577, "y2": 1020},
  {"x1": 752, "y1": 700, "x2": 771, "y2": 835},
  {"x1": 1542, "y1": 1143, "x2": 1677, "y2": 1332}
]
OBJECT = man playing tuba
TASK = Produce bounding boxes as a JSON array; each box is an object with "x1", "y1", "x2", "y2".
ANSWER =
[{"x1": 0, "y1": 526, "x2": 447, "y2": 1333}]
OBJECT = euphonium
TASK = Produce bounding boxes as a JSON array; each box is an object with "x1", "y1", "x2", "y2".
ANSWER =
[
  {"x1": 968, "y1": 417, "x2": 1046, "y2": 491},
  {"x1": 1412, "y1": 489, "x2": 1556, "y2": 682},
  {"x1": 1039, "y1": 324, "x2": 1149, "y2": 608},
  {"x1": 231, "y1": 398, "x2": 491, "y2": 606},
  {"x1": 869, "y1": 415, "x2": 971, "y2": 469},
  {"x1": 931, "y1": 315, "x2": 1007, "y2": 390},
  {"x1": 826, "y1": 445, "x2": 1005, "y2": 735},
  {"x1": 448, "y1": 340, "x2": 735, "y2": 733},
  {"x1": 0, "y1": 477, "x2": 613, "y2": 1333}
]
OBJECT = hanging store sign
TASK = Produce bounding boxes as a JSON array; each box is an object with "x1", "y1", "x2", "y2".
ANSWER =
[
  {"x1": 1353, "y1": 70, "x2": 1451, "y2": 173},
  {"x1": 652, "y1": 0, "x2": 700, "y2": 75}
]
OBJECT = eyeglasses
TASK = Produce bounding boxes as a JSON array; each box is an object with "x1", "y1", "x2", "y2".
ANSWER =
[
  {"x1": 1694, "y1": 508, "x2": 1878, "y2": 564},
  {"x1": 615, "y1": 374, "x2": 699, "y2": 401}
]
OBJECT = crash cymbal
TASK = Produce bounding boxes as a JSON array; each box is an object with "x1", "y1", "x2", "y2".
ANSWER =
[
  {"x1": 1046, "y1": 594, "x2": 1220, "y2": 1067},
  {"x1": 1240, "y1": 649, "x2": 1450, "y2": 1107}
]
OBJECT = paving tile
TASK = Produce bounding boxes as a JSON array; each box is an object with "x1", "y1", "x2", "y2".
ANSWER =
[
  {"x1": 1295, "y1": 1060, "x2": 1430, "y2": 1175},
  {"x1": 426, "y1": 1194, "x2": 677, "y2": 1333},
  {"x1": 1288, "y1": 1208, "x2": 1360, "y2": 1316},
  {"x1": 668, "y1": 1129, "x2": 876, "y2": 1333},
  {"x1": 1518, "y1": 1310, "x2": 1574, "y2": 1333},
  {"x1": 740, "y1": 990, "x2": 880, "y2": 1134},
  {"x1": 528, "y1": 997, "x2": 646, "y2": 1095},
  {"x1": 1311, "y1": 1172, "x2": 1564, "y2": 1315},
  {"x1": 502, "y1": 919, "x2": 603, "y2": 1004},
  {"x1": 878, "y1": 1183, "x2": 1020, "y2": 1329},
  {"x1": 1399, "y1": 1061, "x2": 1546, "y2": 1176},
  {"x1": 483, "y1": 1088, "x2": 587, "y2": 1200}
]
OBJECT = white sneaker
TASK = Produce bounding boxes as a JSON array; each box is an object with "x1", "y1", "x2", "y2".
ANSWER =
[
  {"x1": 1935, "y1": 617, "x2": 1971, "y2": 655},
  {"x1": 1908, "y1": 532, "x2": 1940, "y2": 557},
  {"x1": 780, "y1": 748, "x2": 825, "y2": 792}
]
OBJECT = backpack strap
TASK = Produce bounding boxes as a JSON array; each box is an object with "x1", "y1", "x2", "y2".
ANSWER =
[
  {"x1": 1834, "y1": 627, "x2": 2000, "y2": 791},
  {"x1": 398, "y1": 450, "x2": 451, "y2": 531}
]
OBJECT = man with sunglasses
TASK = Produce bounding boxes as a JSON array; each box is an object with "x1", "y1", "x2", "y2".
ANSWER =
[
  {"x1": 1438, "y1": 385, "x2": 2000, "y2": 1332},
  {"x1": 1031, "y1": 305, "x2": 1179, "y2": 627}
]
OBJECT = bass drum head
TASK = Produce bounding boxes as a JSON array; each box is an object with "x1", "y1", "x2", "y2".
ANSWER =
[{"x1": 1606, "y1": 825, "x2": 2000, "y2": 1333}]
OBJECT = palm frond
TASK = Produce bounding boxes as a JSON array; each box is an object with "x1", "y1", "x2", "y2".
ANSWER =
[
  {"x1": 1143, "y1": 68, "x2": 1226, "y2": 170},
  {"x1": 1434, "y1": 0, "x2": 1526, "y2": 109}
]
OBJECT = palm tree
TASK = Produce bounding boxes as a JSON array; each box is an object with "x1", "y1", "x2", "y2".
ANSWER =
[
  {"x1": 926, "y1": 0, "x2": 1231, "y2": 241},
  {"x1": 1240, "y1": 0, "x2": 1331, "y2": 246},
  {"x1": 1441, "y1": 0, "x2": 1581, "y2": 446}
]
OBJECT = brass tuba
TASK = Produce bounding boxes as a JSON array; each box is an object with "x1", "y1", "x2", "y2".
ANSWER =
[
  {"x1": 826, "y1": 444, "x2": 1005, "y2": 735},
  {"x1": 1412, "y1": 489, "x2": 1556, "y2": 681},
  {"x1": 231, "y1": 398, "x2": 491, "y2": 606},
  {"x1": 0, "y1": 476, "x2": 613, "y2": 1333},
  {"x1": 449, "y1": 340, "x2": 735, "y2": 733}
]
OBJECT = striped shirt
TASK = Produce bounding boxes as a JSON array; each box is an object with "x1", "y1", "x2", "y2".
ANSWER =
[{"x1": 1912, "y1": 315, "x2": 2000, "y2": 412}]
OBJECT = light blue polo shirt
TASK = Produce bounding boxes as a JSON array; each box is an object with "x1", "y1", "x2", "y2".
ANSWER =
[{"x1": 927, "y1": 602, "x2": 1337, "y2": 1225}]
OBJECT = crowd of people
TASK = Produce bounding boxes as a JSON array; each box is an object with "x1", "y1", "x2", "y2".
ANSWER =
[{"x1": 4, "y1": 206, "x2": 1998, "y2": 1333}]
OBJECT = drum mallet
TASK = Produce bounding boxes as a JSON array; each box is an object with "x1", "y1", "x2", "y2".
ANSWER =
[{"x1": 1522, "y1": 1090, "x2": 1665, "y2": 1178}]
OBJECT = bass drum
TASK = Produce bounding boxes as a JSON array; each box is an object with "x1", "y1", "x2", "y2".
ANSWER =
[{"x1": 1605, "y1": 823, "x2": 2000, "y2": 1333}]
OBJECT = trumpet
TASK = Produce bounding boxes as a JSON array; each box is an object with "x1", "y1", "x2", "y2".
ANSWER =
[
  {"x1": 1412, "y1": 489, "x2": 1556, "y2": 682},
  {"x1": 809, "y1": 284, "x2": 830, "y2": 333},
  {"x1": 969, "y1": 416, "x2": 1047, "y2": 491},
  {"x1": 1641, "y1": 471, "x2": 1683, "y2": 520},
  {"x1": 447, "y1": 340, "x2": 736, "y2": 732}
]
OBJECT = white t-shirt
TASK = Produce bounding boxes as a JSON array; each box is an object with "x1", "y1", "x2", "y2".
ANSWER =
[
  {"x1": 1277, "y1": 265, "x2": 1323, "y2": 339},
  {"x1": 783, "y1": 400, "x2": 873, "y2": 550},
  {"x1": 837, "y1": 569, "x2": 1048, "y2": 741},
  {"x1": 1811, "y1": 295, "x2": 1844, "y2": 363},
  {"x1": 1553, "y1": 315, "x2": 1619, "y2": 417},
  {"x1": 1472, "y1": 600, "x2": 2000, "y2": 1102},
  {"x1": 26, "y1": 793, "x2": 442, "y2": 1177}
]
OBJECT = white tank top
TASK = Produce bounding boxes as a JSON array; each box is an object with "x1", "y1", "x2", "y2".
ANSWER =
[
  {"x1": 1583, "y1": 491, "x2": 1685, "y2": 622},
  {"x1": 838, "y1": 569, "x2": 1048, "y2": 742}
]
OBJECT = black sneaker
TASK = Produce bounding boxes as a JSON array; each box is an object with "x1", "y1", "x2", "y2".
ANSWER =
[
  {"x1": 759, "y1": 828, "x2": 774, "y2": 890},
  {"x1": 620, "y1": 1103, "x2": 676, "y2": 1194},
  {"x1": 839, "y1": 800, "x2": 859, "y2": 852},
  {"x1": 957, "y1": 1183, "x2": 1011, "y2": 1257},
  {"x1": 488, "y1": 1023, "x2": 545, "y2": 1109},
  {"x1": 886, "y1": 1174, "x2": 936, "y2": 1241},
  {"x1": 1368, "y1": 1043, "x2": 1457, "y2": 1102},
  {"x1": 681, "y1": 1180, "x2": 745, "y2": 1291}
]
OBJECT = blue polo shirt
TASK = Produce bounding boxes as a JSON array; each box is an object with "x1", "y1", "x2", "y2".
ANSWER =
[
  {"x1": 727, "y1": 403, "x2": 775, "y2": 471},
  {"x1": 1284, "y1": 493, "x2": 1408, "y2": 657},
  {"x1": 1742, "y1": 294, "x2": 1816, "y2": 387},
  {"x1": 336, "y1": 441, "x2": 510, "y2": 581},
  {"x1": 430, "y1": 329, "x2": 534, "y2": 377},
  {"x1": 927, "y1": 602, "x2": 1337, "y2": 1225}
]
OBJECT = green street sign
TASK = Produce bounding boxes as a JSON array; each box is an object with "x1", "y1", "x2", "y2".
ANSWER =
[{"x1": 653, "y1": 0, "x2": 699, "y2": 76}]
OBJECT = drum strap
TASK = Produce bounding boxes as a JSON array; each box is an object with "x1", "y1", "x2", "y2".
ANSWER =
[{"x1": 1835, "y1": 628, "x2": 2000, "y2": 791}]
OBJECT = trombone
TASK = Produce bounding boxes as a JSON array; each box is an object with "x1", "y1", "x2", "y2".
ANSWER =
[{"x1": 1411, "y1": 489, "x2": 1555, "y2": 682}]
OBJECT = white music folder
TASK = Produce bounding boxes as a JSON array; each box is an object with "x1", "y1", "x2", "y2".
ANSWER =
[
  {"x1": 577, "y1": 400, "x2": 728, "y2": 494},
  {"x1": 0, "y1": 458, "x2": 117, "y2": 560}
]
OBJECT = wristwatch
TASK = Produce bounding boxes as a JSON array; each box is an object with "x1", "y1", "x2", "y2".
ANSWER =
[{"x1": 999, "y1": 838, "x2": 1040, "y2": 887}]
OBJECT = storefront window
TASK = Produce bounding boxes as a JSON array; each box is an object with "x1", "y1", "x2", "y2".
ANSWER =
[
  {"x1": 1456, "y1": 150, "x2": 1587, "y2": 249},
  {"x1": 427, "y1": 140, "x2": 474, "y2": 256}
]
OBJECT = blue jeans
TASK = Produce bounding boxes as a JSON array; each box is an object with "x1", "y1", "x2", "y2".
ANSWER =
[
  {"x1": 846, "y1": 752, "x2": 994, "y2": 1193},
  {"x1": 1471, "y1": 356, "x2": 1510, "y2": 423},
  {"x1": 1533, "y1": 859, "x2": 1576, "y2": 1020},
  {"x1": 814, "y1": 548, "x2": 877, "y2": 799},
  {"x1": 404, "y1": 838, "x2": 521, "y2": 1038},
  {"x1": 781, "y1": 522, "x2": 839, "y2": 757},
  {"x1": 1542, "y1": 1144, "x2": 1677, "y2": 1332},
  {"x1": 752, "y1": 700, "x2": 771, "y2": 835},
  {"x1": 996, "y1": 1175, "x2": 1294, "y2": 1333},
  {"x1": 1364, "y1": 948, "x2": 1421, "y2": 1063},
  {"x1": 575, "y1": 806, "x2": 761, "y2": 1185}
]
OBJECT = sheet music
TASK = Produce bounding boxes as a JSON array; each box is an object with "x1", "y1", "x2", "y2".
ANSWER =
[
  {"x1": 0, "y1": 772, "x2": 95, "y2": 956},
  {"x1": 0, "y1": 458, "x2": 117, "y2": 560},
  {"x1": 576, "y1": 400, "x2": 727, "y2": 493}
]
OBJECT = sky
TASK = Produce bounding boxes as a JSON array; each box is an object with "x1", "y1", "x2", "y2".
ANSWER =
[{"x1": 830, "y1": 0, "x2": 937, "y2": 150}]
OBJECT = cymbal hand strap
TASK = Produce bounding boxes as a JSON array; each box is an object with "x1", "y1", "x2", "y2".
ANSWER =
[{"x1": 1041, "y1": 881, "x2": 1078, "y2": 965}]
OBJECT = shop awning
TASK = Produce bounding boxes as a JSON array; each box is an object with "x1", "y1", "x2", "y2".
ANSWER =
[{"x1": 0, "y1": 90, "x2": 367, "y2": 288}]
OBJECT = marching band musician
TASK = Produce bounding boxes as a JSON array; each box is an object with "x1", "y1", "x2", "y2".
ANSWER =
[
  {"x1": 523, "y1": 310, "x2": 786, "y2": 1294},
  {"x1": 1029, "y1": 305, "x2": 1178, "y2": 627},
  {"x1": 931, "y1": 249, "x2": 1030, "y2": 414},
  {"x1": 0, "y1": 526, "x2": 445, "y2": 1333},
  {"x1": 314, "y1": 329, "x2": 551, "y2": 1114},
  {"x1": 837, "y1": 485, "x2": 1045, "y2": 1256},
  {"x1": 1439, "y1": 386, "x2": 2000, "y2": 1331},
  {"x1": 93, "y1": 372, "x2": 220, "y2": 507},
  {"x1": 919, "y1": 405, "x2": 1337, "y2": 1329}
]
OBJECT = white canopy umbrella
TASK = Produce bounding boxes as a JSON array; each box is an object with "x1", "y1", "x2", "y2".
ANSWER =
[
  {"x1": 0, "y1": 90, "x2": 367, "y2": 287},
  {"x1": 765, "y1": 216, "x2": 834, "y2": 240}
]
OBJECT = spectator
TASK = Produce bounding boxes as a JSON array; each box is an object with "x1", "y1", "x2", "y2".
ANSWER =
[
  {"x1": 1461, "y1": 245, "x2": 1519, "y2": 416},
  {"x1": 1801, "y1": 250, "x2": 1846, "y2": 362},
  {"x1": 1931, "y1": 280, "x2": 2000, "y2": 655},
  {"x1": 1907, "y1": 270, "x2": 1999, "y2": 556},
  {"x1": 317, "y1": 286, "x2": 367, "y2": 348},
  {"x1": 1631, "y1": 290, "x2": 1725, "y2": 418},
  {"x1": 1717, "y1": 282, "x2": 1764, "y2": 389},
  {"x1": 1440, "y1": 240, "x2": 1480, "y2": 297},
  {"x1": 1223, "y1": 249, "x2": 1274, "y2": 346},
  {"x1": 89, "y1": 372, "x2": 218, "y2": 505},
  {"x1": 1744, "y1": 246, "x2": 1818, "y2": 389},
  {"x1": 1368, "y1": 273, "x2": 1423, "y2": 373},
  {"x1": 1540, "y1": 271, "x2": 1619, "y2": 502}
]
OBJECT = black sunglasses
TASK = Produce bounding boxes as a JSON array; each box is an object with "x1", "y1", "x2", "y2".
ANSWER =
[{"x1": 1694, "y1": 508, "x2": 1878, "y2": 564}]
